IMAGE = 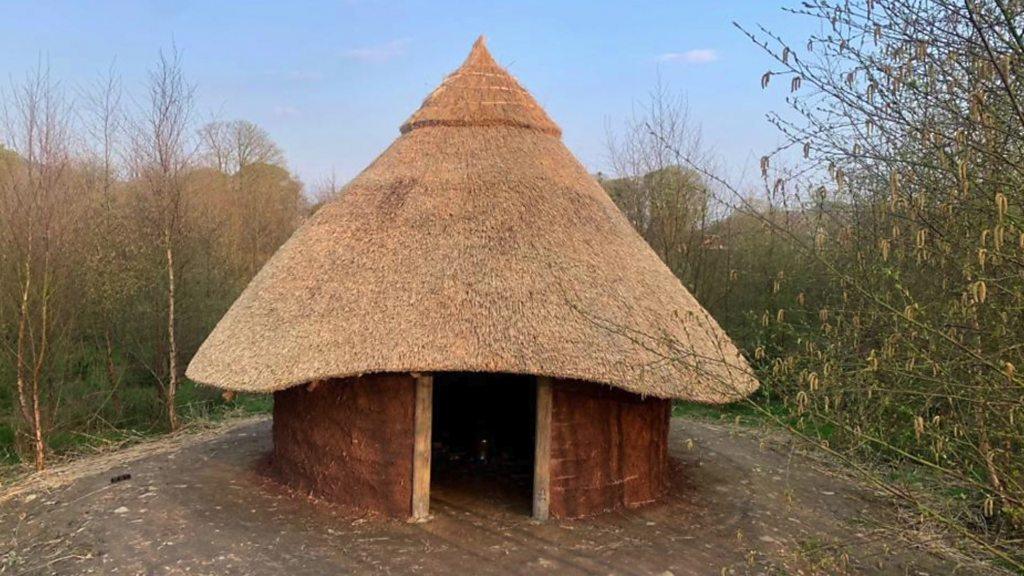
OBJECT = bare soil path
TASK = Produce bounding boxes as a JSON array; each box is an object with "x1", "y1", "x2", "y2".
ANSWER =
[{"x1": 0, "y1": 417, "x2": 990, "y2": 575}]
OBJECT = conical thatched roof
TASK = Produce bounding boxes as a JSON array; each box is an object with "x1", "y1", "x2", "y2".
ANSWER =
[
  {"x1": 186, "y1": 37, "x2": 758, "y2": 403},
  {"x1": 401, "y1": 37, "x2": 561, "y2": 137}
]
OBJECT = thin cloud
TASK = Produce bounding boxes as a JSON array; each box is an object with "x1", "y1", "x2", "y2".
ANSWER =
[
  {"x1": 343, "y1": 38, "x2": 411, "y2": 63},
  {"x1": 658, "y1": 49, "x2": 719, "y2": 64}
]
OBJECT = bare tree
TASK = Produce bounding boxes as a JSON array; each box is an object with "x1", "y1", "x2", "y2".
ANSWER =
[
  {"x1": 310, "y1": 169, "x2": 344, "y2": 207},
  {"x1": 197, "y1": 119, "x2": 300, "y2": 278},
  {"x1": 0, "y1": 50, "x2": 309, "y2": 466},
  {"x1": 127, "y1": 49, "x2": 195, "y2": 431},
  {"x1": 605, "y1": 79, "x2": 720, "y2": 296},
  {"x1": 198, "y1": 119, "x2": 283, "y2": 174},
  {"x1": 0, "y1": 64, "x2": 76, "y2": 470},
  {"x1": 80, "y1": 64, "x2": 129, "y2": 415}
]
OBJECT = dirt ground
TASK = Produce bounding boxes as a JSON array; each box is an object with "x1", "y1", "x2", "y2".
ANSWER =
[{"x1": 0, "y1": 416, "x2": 993, "y2": 575}]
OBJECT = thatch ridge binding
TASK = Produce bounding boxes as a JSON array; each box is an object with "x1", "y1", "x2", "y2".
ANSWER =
[
  {"x1": 400, "y1": 36, "x2": 562, "y2": 137},
  {"x1": 186, "y1": 37, "x2": 758, "y2": 404}
]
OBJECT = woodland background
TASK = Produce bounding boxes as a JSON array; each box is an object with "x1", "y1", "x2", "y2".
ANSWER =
[{"x1": 1, "y1": 0, "x2": 1022, "y2": 569}]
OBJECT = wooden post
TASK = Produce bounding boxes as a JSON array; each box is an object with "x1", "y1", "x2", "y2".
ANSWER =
[
  {"x1": 533, "y1": 376, "x2": 552, "y2": 521},
  {"x1": 411, "y1": 373, "x2": 433, "y2": 522}
]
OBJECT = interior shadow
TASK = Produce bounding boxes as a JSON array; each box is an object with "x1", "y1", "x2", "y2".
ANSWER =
[{"x1": 430, "y1": 372, "x2": 536, "y2": 515}]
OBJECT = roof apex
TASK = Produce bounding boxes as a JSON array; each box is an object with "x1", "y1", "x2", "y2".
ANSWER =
[
  {"x1": 400, "y1": 37, "x2": 561, "y2": 136},
  {"x1": 463, "y1": 35, "x2": 495, "y2": 67}
]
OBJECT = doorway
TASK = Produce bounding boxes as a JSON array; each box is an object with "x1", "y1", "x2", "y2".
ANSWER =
[{"x1": 429, "y1": 372, "x2": 536, "y2": 514}]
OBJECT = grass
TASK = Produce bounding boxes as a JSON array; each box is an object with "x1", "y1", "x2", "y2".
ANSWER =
[
  {"x1": 672, "y1": 399, "x2": 769, "y2": 426},
  {"x1": 673, "y1": 394, "x2": 839, "y2": 447},
  {"x1": 0, "y1": 377, "x2": 271, "y2": 481},
  {"x1": 0, "y1": 424, "x2": 16, "y2": 468}
]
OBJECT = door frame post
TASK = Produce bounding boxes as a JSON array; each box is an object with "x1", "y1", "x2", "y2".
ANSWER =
[
  {"x1": 411, "y1": 373, "x2": 433, "y2": 521},
  {"x1": 533, "y1": 376, "x2": 552, "y2": 520}
]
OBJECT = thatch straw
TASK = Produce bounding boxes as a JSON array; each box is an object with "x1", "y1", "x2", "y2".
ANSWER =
[
  {"x1": 186, "y1": 37, "x2": 758, "y2": 403},
  {"x1": 401, "y1": 37, "x2": 561, "y2": 137}
]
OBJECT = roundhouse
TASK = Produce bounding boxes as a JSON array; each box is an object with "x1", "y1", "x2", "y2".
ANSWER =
[{"x1": 186, "y1": 37, "x2": 757, "y2": 520}]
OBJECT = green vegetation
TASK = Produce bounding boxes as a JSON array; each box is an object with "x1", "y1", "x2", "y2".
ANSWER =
[
  {"x1": 609, "y1": 1, "x2": 1024, "y2": 567},
  {"x1": 0, "y1": 56, "x2": 300, "y2": 476},
  {"x1": 0, "y1": 360, "x2": 270, "y2": 477}
]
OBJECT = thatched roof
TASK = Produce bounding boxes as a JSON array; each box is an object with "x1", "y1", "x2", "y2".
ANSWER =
[
  {"x1": 401, "y1": 37, "x2": 561, "y2": 137},
  {"x1": 186, "y1": 37, "x2": 758, "y2": 403}
]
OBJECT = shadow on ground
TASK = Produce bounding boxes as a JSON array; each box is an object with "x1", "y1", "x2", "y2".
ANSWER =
[{"x1": 0, "y1": 417, "x2": 986, "y2": 575}]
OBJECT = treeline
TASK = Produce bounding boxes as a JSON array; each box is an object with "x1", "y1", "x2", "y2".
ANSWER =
[
  {"x1": 0, "y1": 52, "x2": 308, "y2": 471},
  {"x1": 604, "y1": 0, "x2": 1024, "y2": 566}
]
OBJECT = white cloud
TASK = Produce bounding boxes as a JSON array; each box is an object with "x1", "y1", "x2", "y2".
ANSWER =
[
  {"x1": 658, "y1": 49, "x2": 719, "y2": 64},
  {"x1": 343, "y1": 38, "x2": 411, "y2": 63},
  {"x1": 272, "y1": 106, "x2": 301, "y2": 119}
]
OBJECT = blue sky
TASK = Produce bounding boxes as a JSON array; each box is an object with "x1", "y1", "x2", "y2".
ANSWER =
[{"x1": 0, "y1": 1, "x2": 813, "y2": 188}]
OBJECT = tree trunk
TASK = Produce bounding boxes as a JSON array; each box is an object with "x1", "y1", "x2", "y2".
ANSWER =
[
  {"x1": 32, "y1": 387, "x2": 45, "y2": 471},
  {"x1": 14, "y1": 264, "x2": 33, "y2": 430},
  {"x1": 30, "y1": 267, "x2": 53, "y2": 472},
  {"x1": 15, "y1": 262, "x2": 45, "y2": 470},
  {"x1": 165, "y1": 231, "x2": 180, "y2": 431}
]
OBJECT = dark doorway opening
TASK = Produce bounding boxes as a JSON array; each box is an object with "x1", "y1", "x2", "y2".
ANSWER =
[{"x1": 430, "y1": 372, "x2": 536, "y2": 514}]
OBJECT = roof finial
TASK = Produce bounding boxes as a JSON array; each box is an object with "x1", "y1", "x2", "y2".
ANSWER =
[
  {"x1": 399, "y1": 34, "x2": 562, "y2": 136},
  {"x1": 463, "y1": 35, "x2": 495, "y2": 68}
]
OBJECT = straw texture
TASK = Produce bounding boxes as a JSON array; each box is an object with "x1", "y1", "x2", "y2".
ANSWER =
[
  {"x1": 186, "y1": 37, "x2": 758, "y2": 403},
  {"x1": 401, "y1": 36, "x2": 561, "y2": 137}
]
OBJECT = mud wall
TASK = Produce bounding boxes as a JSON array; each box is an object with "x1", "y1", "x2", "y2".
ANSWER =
[
  {"x1": 549, "y1": 379, "x2": 671, "y2": 519},
  {"x1": 272, "y1": 373, "x2": 416, "y2": 517}
]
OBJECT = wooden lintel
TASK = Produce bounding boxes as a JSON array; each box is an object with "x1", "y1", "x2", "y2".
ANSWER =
[
  {"x1": 411, "y1": 373, "x2": 433, "y2": 521},
  {"x1": 533, "y1": 376, "x2": 553, "y2": 521}
]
